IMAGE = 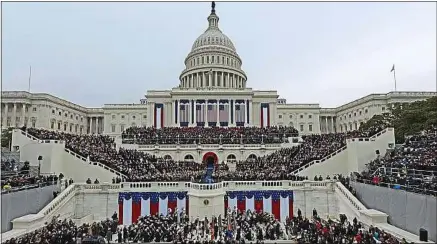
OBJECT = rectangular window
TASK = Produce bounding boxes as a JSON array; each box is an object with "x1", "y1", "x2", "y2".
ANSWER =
[
  {"x1": 112, "y1": 125, "x2": 116, "y2": 133},
  {"x1": 64, "y1": 124, "x2": 67, "y2": 131},
  {"x1": 300, "y1": 124, "x2": 304, "y2": 131},
  {"x1": 300, "y1": 115, "x2": 303, "y2": 119},
  {"x1": 120, "y1": 125, "x2": 125, "y2": 132},
  {"x1": 308, "y1": 115, "x2": 312, "y2": 119},
  {"x1": 112, "y1": 115, "x2": 116, "y2": 119},
  {"x1": 32, "y1": 120, "x2": 36, "y2": 128},
  {"x1": 51, "y1": 122, "x2": 54, "y2": 129},
  {"x1": 309, "y1": 124, "x2": 313, "y2": 131},
  {"x1": 58, "y1": 123, "x2": 61, "y2": 130},
  {"x1": 33, "y1": 107, "x2": 37, "y2": 112}
]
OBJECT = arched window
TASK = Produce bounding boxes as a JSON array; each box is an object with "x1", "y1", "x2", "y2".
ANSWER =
[
  {"x1": 227, "y1": 154, "x2": 236, "y2": 162},
  {"x1": 184, "y1": 154, "x2": 194, "y2": 161},
  {"x1": 247, "y1": 154, "x2": 257, "y2": 161}
]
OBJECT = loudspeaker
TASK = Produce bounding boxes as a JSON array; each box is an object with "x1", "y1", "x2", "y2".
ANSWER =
[
  {"x1": 419, "y1": 228, "x2": 428, "y2": 242},
  {"x1": 375, "y1": 150, "x2": 380, "y2": 155},
  {"x1": 38, "y1": 156, "x2": 43, "y2": 161}
]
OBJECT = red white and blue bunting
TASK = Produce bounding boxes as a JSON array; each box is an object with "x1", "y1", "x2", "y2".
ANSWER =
[
  {"x1": 225, "y1": 190, "x2": 293, "y2": 221},
  {"x1": 118, "y1": 192, "x2": 189, "y2": 225}
]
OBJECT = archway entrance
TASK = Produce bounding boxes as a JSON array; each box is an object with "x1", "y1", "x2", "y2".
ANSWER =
[
  {"x1": 202, "y1": 152, "x2": 218, "y2": 184},
  {"x1": 203, "y1": 152, "x2": 218, "y2": 168}
]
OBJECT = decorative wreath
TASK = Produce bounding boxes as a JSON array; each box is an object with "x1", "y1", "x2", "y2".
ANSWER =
[{"x1": 204, "y1": 199, "x2": 209, "y2": 205}]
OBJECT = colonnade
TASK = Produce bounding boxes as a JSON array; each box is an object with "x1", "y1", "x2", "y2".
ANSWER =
[{"x1": 180, "y1": 71, "x2": 246, "y2": 89}]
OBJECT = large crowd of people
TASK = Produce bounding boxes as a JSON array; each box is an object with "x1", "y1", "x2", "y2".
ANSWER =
[
  {"x1": 26, "y1": 127, "x2": 353, "y2": 182},
  {"x1": 122, "y1": 126, "x2": 299, "y2": 145},
  {"x1": 4, "y1": 207, "x2": 408, "y2": 244},
  {"x1": 355, "y1": 127, "x2": 437, "y2": 196}
]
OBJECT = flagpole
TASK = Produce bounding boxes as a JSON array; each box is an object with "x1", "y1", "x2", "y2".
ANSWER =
[
  {"x1": 393, "y1": 68, "x2": 397, "y2": 92},
  {"x1": 28, "y1": 65, "x2": 32, "y2": 92}
]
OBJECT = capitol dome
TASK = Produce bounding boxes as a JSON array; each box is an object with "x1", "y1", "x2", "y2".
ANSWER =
[
  {"x1": 179, "y1": 2, "x2": 247, "y2": 90},
  {"x1": 191, "y1": 26, "x2": 236, "y2": 52}
]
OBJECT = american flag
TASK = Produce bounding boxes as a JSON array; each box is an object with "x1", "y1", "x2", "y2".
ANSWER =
[
  {"x1": 180, "y1": 103, "x2": 189, "y2": 123},
  {"x1": 208, "y1": 104, "x2": 217, "y2": 123},
  {"x1": 196, "y1": 104, "x2": 205, "y2": 123},
  {"x1": 235, "y1": 103, "x2": 245, "y2": 123}
]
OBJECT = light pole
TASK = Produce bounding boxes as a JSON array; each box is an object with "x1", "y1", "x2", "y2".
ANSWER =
[{"x1": 37, "y1": 155, "x2": 43, "y2": 177}]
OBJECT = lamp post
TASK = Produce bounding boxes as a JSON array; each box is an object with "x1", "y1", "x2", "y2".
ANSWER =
[
  {"x1": 37, "y1": 155, "x2": 43, "y2": 177},
  {"x1": 219, "y1": 134, "x2": 222, "y2": 145},
  {"x1": 261, "y1": 134, "x2": 264, "y2": 144}
]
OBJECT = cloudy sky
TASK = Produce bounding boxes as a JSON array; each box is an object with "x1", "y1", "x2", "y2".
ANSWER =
[{"x1": 2, "y1": 2, "x2": 436, "y2": 108}]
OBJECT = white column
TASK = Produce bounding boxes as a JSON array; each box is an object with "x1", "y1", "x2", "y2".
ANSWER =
[
  {"x1": 4, "y1": 104, "x2": 9, "y2": 124},
  {"x1": 205, "y1": 101, "x2": 209, "y2": 127},
  {"x1": 215, "y1": 72, "x2": 218, "y2": 87},
  {"x1": 209, "y1": 72, "x2": 212, "y2": 87},
  {"x1": 216, "y1": 103, "x2": 220, "y2": 126},
  {"x1": 331, "y1": 117, "x2": 335, "y2": 132},
  {"x1": 228, "y1": 101, "x2": 231, "y2": 126},
  {"x1": 193, "y1": 100, "x2": 197, "y2": 125},
  {"x1": 202, "y1": 72, "x2": 206, "y2": 87},
  {"x1": 95, "y1": 117, "x2": 99, "y2": 134},
  {"x1": 176, "y1": 100, "x2": 179, "y2": 125},
  {"x1": 22, "y1": 104, "x2": 26, "y2": 127},
  {"x1": 232, "y1": 100, "x2": 236, "y2": 126},
  {"x1": 227, "y1": 73, "x2": 230, "y2": 88},
  {"x1": 244, "y1": 100, "x2": 247, "y2": 126},
  {"x1": 325, "y1": 117, "x2": 328, "y2": 134},
  {"x1": 248, "y1": 100, "x2": 252, "y2": 126},
  {"x1": 220, "y1": 72, "x2": 224, "y2": 87},
  {"x1": 89, "y1": 117, "x2": 93, "y2": 134},
  {"x1": 12, "y1": 103, "x2": 17, "y2": 127}
]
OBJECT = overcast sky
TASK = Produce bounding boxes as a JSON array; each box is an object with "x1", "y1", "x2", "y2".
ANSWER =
[{"x1": 2, "y1": 2, "x2": 436, "y2": 108}]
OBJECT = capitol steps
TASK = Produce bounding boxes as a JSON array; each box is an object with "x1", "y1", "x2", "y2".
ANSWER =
[
  {"x1": 11, "y1": 129, "x2": 127, "y2": 183},
  {"x1": 293, "y1": 128, "x2": 395, "y2": 178}
]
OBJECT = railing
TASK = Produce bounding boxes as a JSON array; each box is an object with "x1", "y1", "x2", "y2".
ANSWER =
[
  {"x1": 292, "y1": 128, "x2": 392, "y2": 175},
  {"x1": 120, "y1": 180, "x2": 334, "y2": 192},
  {"x1": 377, "y1": 167, "x2": 437, "y2": 178},
  {"x1": 335, "y1": 182, "x2": 367, "y2": 213},
  {"x1": 291, "y1": 146, "x2": 347, "y2": 174},
  {"x1": 122, "y1": 133, "x2": 298, "y2": 145},
  {"x1": 18, "y1": 129, "x2": 65, "y2": 145},
  {"x1": 353, "y1": 178, "x2": 437, "y2": 197},
  {"x1": 63, "y1": 148, "x2": 127, "y2": 178},
  {"x1": 1, "y1": 180, "x2": 59, "y2": 194},
  {"x1": 17, "y1": 129, "x2": 127, "y2": 179},
  {"x1": 137, "y1": 143, "x2": 282, "y2": 150}
]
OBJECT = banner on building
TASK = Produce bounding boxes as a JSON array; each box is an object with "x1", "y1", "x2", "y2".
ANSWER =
[
  {"x1": 118, "y1": 192, "x2": 189, "y2": 225},
  {"x1": 224, "y1": 190, "x2": 293, "y2": 222},
  {"x1": 154, "y1": 104, "x2": 164, "y2": 129},
  {"x1": 261, "y1": 103, "x2": 270, "y2": 128}
]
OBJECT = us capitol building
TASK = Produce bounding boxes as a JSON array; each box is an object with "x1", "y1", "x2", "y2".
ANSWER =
[{"x1": 1, "y1": 3, "x2": 435, "y2": 137}]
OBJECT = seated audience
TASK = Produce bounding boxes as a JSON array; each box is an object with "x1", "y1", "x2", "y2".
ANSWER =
[
  {"x1": 122, "y1": 126, "x2": 299, "y2": 145},
  {"x1": 355, "y1": 127, "x2": 437, "y2": 196}
]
